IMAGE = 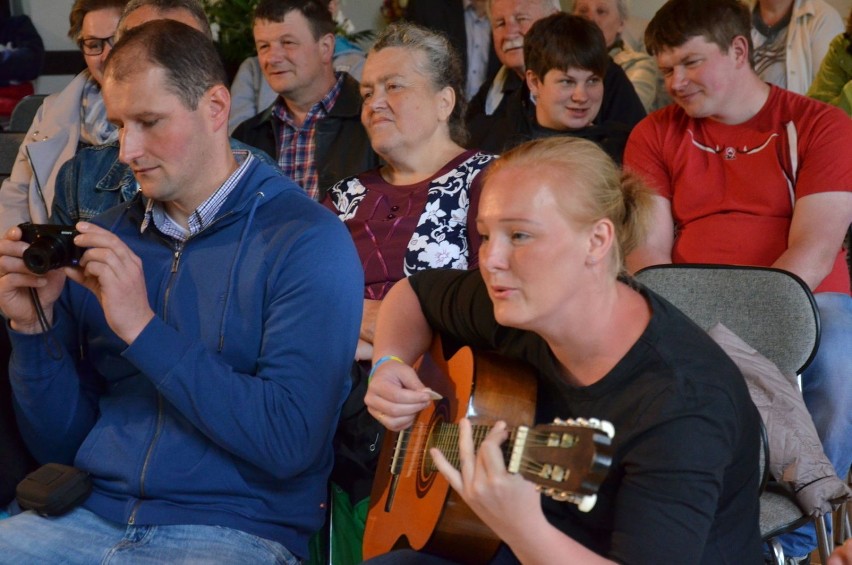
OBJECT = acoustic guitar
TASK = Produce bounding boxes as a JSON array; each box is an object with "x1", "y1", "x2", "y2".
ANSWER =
[{"x1": 362, "y1": 339, "x2": 614, "y2": 564}]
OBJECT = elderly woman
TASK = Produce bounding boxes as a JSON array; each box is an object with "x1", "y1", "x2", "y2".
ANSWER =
[
  {"x1": 0, "y1": 0, "x2": 128, "y2": 233},
  {"x1": 324, "y1": 22, "x2": 495, "y2": 361},
  {"x1": 574, "y1": 0, "x2": 668, "y2": 112},
  {"x1": 321, "y1": 21, "x2": 495, "y2": 563},
  {"x1": 364, "y1": 137, "x2": 762, "y2": 564}
]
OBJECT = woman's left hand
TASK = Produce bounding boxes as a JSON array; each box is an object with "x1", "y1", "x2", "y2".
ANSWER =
[
  {"x1": 360, "y1": 298, "x2": 382, "y2": 344},
  {"x1": 355, "y1": 338, "x2": 373, "y2": 361},
  {"x1": 430, "y1": 419, "x2": 544, "y2": 542}
]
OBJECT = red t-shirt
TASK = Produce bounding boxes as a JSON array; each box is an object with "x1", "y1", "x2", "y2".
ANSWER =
[{"x1": 625, "y1": 85, "x2": 852, "y2": 294}]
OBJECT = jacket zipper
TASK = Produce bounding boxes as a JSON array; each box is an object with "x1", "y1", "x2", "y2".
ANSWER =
[
  {"x1": 128, "y1": 241, "x2": 183, "y2": 525},
  {"x1": 128, "y1": 394, "x2": 165, "y2": 525}
]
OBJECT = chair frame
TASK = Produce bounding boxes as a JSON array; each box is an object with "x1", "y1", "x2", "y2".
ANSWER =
[{"x1": 635, "y1": 263, "x2": 837, "y2": 564}]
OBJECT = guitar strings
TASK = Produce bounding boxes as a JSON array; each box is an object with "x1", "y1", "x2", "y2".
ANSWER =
[{"x1": 391, "y1": 423, "x2": 590, "y2": 472}]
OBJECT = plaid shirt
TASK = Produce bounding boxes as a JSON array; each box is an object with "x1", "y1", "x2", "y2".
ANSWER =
[
  {"x1": 272, "y1": 73, "x2": 344, "y2": 201},
  {"x1": 141, "y1": 150, "x2": 253, "y2": 242}
]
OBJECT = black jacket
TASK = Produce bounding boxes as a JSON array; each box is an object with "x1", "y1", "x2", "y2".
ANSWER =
[
  {"x1": 405, "y1": 0, "x2": 500, "y2": 85},
  {"x1": 476, "y1": 83, "x2": 632, "y2": 164},
  {"x1": 466, "y1": 60, "x2": 646, "y2": 152},
  {"x1": 232, "y1": 73, "x2": 379, "y2": 200}
]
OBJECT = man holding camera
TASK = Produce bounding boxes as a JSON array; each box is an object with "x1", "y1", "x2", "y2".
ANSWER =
[{"x1": 0, "y1": 20, "x2": 362, "y2": 563}]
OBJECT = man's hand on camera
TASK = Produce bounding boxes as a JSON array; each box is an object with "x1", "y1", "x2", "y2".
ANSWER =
[
  {"x1": 0, "y1": 226, "x2": 66, "y2": 334},
  {"x1": 64, "y1": 222, "x2": 155, "y2": 345}
]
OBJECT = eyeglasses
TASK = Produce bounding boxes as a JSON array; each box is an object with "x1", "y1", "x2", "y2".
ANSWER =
[{"x1": 78, "y1": 35, "x2": 116, "y2": 56}]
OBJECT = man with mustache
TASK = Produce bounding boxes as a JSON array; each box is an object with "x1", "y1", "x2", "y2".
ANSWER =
[
  {"x1": 625, "y1": 1, "x2": 852, "y2": 562},
  {"x1": 466, "y1": 0, "x2": 646, "y2": 151},
  {"x1": 232, "y1": 0, "x2": 378, "y2": 201}
]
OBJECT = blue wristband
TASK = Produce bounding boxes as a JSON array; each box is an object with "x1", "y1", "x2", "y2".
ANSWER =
[{"x1": 368, "y1": 355, "x2": 406, "y2": 382}]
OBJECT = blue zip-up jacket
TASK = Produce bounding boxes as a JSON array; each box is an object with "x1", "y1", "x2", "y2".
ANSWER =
[{"x1": 8, "y1": 158, "x2": 363, "y2": 558}]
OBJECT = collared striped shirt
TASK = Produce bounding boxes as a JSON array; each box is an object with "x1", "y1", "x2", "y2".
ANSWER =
[
  {"x1": 141, "y1": 150, "x2": 254, "y2": 242},
  {"x1": 272, "y1": 73, "x2": 344, "y2": 201}
]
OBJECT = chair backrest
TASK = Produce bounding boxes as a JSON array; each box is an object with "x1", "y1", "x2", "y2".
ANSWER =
[
  {"x1": 0, "y1": 131, "x2": 25, "y2": 184},
  {"x1": 635, "y1": 264, "x2": 820, "y2": 377},
  {"x1": 8, "y1": 94, "x2": 47, "y2": 133}
]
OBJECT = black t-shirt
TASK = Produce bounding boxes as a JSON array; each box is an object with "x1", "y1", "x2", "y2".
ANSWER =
[{"x1": 408, "y1": 269, "x2": 763, "y2": 565}]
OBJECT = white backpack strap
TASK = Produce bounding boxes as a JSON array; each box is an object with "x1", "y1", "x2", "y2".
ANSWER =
[{"x1": 785, "y1": 121, "x2": 798, "y2": 208}]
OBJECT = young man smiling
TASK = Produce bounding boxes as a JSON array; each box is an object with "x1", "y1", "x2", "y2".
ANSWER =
[
  {"x1": 465, "y1": 0, "x2": 645, "y2": 153},
  {"x1": 482, "y1": 13, "x2": 632, "y2": 164},
  {"x1": 625, "y1": 0, "x2": 852, "y2": 561}
]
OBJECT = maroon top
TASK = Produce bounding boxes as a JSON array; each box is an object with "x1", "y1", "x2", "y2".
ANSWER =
[{"x1": 324, "y1": 150, "x2": 486, "y2": 300}]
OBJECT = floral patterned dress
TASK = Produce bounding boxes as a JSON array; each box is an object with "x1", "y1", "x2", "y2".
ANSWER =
[{"x1": 324, "y1": 149, "x2": 496, "y2": 300}]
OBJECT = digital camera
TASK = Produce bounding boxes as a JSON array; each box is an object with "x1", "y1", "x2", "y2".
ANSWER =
[{"x1": 18, "y1": 223, "x2": 84, "y2": 275}]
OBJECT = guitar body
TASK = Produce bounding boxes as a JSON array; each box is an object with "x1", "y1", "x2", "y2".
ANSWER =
[{"x1": 363, "y1": 340, "x2": 538, "y2": 564}]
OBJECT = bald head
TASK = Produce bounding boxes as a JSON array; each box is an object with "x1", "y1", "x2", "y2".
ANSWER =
[
  {"x1": 106, "y1": 19, "x2": 226, "y2": 111},
  {"x1": 118, "y1": 0, "x2": 211, "y2": 38}
]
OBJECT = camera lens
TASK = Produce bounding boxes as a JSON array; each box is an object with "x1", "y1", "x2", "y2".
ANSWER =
[{"x1": 23, "y1": 237, "x2": 69, "y2": 275}]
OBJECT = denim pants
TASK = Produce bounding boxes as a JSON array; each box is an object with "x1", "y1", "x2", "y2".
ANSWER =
[
  {"x1": 0, "y1": 506, "x2": 299, "y2": 564},
  {"x1": 781, "y1": 292, "x2": 852, "y2": 558}
]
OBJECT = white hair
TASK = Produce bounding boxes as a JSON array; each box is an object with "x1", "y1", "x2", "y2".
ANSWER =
[{"x1": 487, "y1": 0, "x2": 562, "y2": 21}]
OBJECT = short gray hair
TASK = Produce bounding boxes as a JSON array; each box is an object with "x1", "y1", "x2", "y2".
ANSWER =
[
  {"x1": 486, "y1": 0, "x2": 561, "y2": 20},
  {"x1": 572, "y1": 0, "x2": 629, "y2": 22}
]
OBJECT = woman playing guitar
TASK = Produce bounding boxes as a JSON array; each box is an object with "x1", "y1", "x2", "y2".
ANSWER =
[{"x1": 364, "y1": 137, "x2": 764, "y2": 564}]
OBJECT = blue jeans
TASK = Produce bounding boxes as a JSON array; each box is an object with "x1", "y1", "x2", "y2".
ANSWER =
[
  {"x1": 0, "y1": 507, "x2": 299, "y2": 564},
  {"x1": 780, "y1": 292, "x2": 852, "y2": 557}
]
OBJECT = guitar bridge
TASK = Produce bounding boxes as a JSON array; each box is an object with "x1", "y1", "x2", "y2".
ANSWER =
[{"x1": 390, "y1": 430, "x2": 408, "y2": 476}]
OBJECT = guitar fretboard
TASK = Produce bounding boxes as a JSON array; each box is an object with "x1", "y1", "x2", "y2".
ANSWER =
[
  {"x1": 426, "y1": 423, "x2": 516, "y2": 469},
  {"x1": 391, "y1": 422, "x2": 586, "y2": 478}
]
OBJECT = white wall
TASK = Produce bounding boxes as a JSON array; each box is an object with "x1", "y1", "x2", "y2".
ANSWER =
[
  {"x1": 342, "y1": 0, "x2": 385, "y2": 32},
  {"x1": 21, "y1": 0, "x2": 77, "y2": 94}
]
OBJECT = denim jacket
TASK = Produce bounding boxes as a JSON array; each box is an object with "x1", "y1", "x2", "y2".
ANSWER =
[{"x1": 51, "y1": 138, "x2": 279, "y2": 225}]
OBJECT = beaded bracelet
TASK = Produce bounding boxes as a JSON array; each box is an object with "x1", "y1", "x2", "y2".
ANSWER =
[{"x1": 368, "y1": 355, "x2": 406, "y2": 382}]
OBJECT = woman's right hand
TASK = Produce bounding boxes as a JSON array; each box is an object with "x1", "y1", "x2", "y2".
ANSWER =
[{"x1": 365, "y1": 358, "x2": 436, "y2": 431}]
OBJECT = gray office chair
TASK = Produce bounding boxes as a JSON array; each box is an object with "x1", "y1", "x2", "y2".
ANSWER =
[
  {"x1": 635, "y1": 264, "x2": 840, "y2": 565},
  {"x1": 7, "y1": 94, "x2": 46, "y2": 133},
  {"x1": 0, "y1": 131, "x2": 25, "y2": 185}
]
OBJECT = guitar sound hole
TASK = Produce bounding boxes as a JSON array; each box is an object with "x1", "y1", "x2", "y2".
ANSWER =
[{"x1": 415, "y1": 400, "x2": 450, "y2": 498}]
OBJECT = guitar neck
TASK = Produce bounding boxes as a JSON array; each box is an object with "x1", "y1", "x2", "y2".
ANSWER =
[
  {"x1": 396, "y1": 419, "x2": 607, "y2": 483},
  {"x1": 426, "y1": 422, "x2": 520, "y2": 471}
]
